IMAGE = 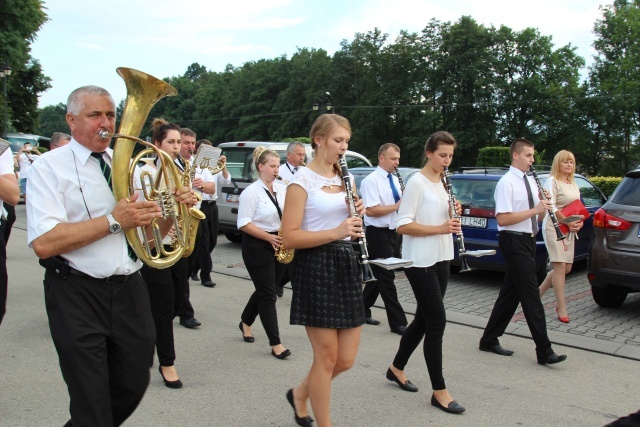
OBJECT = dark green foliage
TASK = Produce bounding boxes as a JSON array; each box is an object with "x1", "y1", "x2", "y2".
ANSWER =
[
  {"x1": 589, "y1": 176, "x2": 623, "y2": 196},
  {"x1": 477, "y1": 147, "x2": 511, "y2": 167}
]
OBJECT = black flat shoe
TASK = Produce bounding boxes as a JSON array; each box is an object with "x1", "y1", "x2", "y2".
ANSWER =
[
  {"x1": 286, "y1": 388, "x2": 314, "y2": 427},
  {"x1": 272, "y1": 349, "x2": 291, "y2": 359},
  {"x1": 538, "y1": 353, "x2": 567, "y2": 365},
  {"x1": 190, "y1": 272, "x2": 199, "y2": 281},
  {"x1": 239, "y1": 321, "x2": 254, "y2": 343},
  {"x1": 479, "y1": 343, "x2": 514, "y2": 356},
  {"x1": 365, "y1": 317, "x2": 380, "y2": 325},
  {"x1": 158, "y1": 366, "x2": 183, "y2": 389},
  {"x1": 385, "y1": 367, "x2": 418, "y2": 392},
  {"x1": 431, "y1": 394, "x2": 465, "y2": 414},
  {"x1": 390, "y1": 325, "x2": 407, "y2": 335}
]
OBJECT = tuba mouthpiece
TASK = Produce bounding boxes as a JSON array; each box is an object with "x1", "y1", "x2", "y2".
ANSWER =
[{"x1": 98, "y1": 130, "x2": 111, "y2": 140}]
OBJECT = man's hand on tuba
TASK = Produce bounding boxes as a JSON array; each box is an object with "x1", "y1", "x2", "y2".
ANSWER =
[{"x1": 112, "y1": 193, "x2": 162, "y2": 229}]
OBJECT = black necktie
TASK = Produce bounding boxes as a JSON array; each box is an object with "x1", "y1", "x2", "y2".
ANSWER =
[
  {"x1": 523, "y1": 173, "x2": 538, "y2": 235},
  {"x1": 91, "y1": 152, "x2": 112, "y2": 189},
  {"x1": 91, "y1": 152, "x2": 137, "y2": 261}
]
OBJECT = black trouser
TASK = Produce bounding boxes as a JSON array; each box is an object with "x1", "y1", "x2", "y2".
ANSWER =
[
  {"x1": 140, "y1": 255, "x2": 188, "y2": 366},
  {"x1": 480, "y1": 232, "x2": 553, "y2": 358},
  {"x1": 362, "y1": 226, "x2": 407, "y2": 328},
  {"x1": 1, "y1": 202, "x2": 16, "y2": 246},
  {"x1": 191, "y1": 200, "x2": 218, "y2": 281},
  {"x1": 44, "y1": 269, "x2": 155, "y2": 427},
  {"x1": 241, "y1": 232, "x2": 288, "y2": 346},
  {"x1": 0, "y1": 231, "x2": 6, "y2": 324},
  {"x1": 392, "y1": 262, "x2": 449, "y2": 390}
]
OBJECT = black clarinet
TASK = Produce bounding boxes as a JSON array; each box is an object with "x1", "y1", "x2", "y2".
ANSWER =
[
  {"x1": 530, "y1": 166, "x2": 566, "y2": 241},
  {"x1": 394, "y1": 167, "x2": 405, "y2": 192},
  {"x1": 338, "y1": 155, "x2": 376, "y2": 283}
]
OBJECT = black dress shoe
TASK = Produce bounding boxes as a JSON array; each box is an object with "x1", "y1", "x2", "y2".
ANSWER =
[
  {"x1": 190, "y1": 272, "x2": 199, "y2": 281},
  {"x1": 431, "y1": 394, "x2": 465, "y2": 414},
  {"x1": 479, "y1": 343, "x2": 514, "y2": 356},
  {"x1": 538, "y1": 353, "x2": 567, "y2": 365},
  {"x1": 390, "y1": 325, "x2": 407, "y2": 335},
  {"x1": 365, "y1": 317, "x2": 380, "y2": 325},
  {"x1": 385, "y1": 368, "x2": 418, "y2": 392},
  {"x1": 201, "y1": 279, "x2": 215, "y2": 288},
  {"x1": 159, "y1": 366, "x2": 183, "y2": 389},
  {"x1": 286, "y1": 388, "x2": 314, "y2": 427},
  {"x1": 277, "y1": 286, "x2": 284, "y2": 297},
  {"x1": 272, "y1": 349, "x2": 292, "y2": 359},
  {"x1": 239, "y1": 321, "x2": 255, "y2": 343},
  {"x1": 179, "y1": 317, "x2": 201, "y2": 329}
]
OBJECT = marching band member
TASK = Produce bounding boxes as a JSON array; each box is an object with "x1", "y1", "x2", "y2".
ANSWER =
[{"x1": 278, "y1": 141, "x2": 306, "y2": 182}]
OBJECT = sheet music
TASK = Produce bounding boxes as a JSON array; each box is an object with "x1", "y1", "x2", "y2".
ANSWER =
[
  {"x1": 368, "y1": 257, "x2": 413, "y2": 270},
  {"x1": 192, "y1": 145, "x2": 222, "y2": 172}
]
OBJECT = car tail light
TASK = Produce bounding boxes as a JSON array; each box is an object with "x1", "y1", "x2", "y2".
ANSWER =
[{"x1": 593, "y1": 208, "x2": 632, "y2": 230}]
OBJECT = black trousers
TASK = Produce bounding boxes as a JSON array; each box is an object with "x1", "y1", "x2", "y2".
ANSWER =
[
  {"x1": 392, "y1": 262, "x2": 449, "y2": 390},
  {"x1": 140, "y1": 256, "x2": 188, "y2": 366},
  {"x1": 1, "y1": 202, "x2": 16, "y2": 246},
  {"x1": 241, "y1": 232, "x2": 288, "y2": 346},
  {"x1": 0, "y1": 231, "x2": 6, "y2": 324},
  {"x1": 44, "y1": 269, "x2": 155, "y2": 427},
  {"x1": 362, "y1": 226, "x2": 407, "y2": 328},
  {"x1": 191, "y1": 200, "x2": 218, "y2": 281},
  {"x1": 480, "y1": 232, "x2": 553, "y2": 358}
]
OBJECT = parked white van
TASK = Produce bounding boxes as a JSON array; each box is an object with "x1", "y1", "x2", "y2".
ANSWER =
[{"x1": 217, "y1": 141, "x2": 372, "y2": 242}]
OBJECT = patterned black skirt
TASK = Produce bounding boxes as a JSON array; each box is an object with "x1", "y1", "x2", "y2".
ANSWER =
[{"x1": 290, "y1": 241, "x2": 365, "y2": 328}]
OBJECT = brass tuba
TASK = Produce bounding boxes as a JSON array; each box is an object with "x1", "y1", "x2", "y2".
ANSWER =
[{"x1": 107, "y1": 67, "x2": 203, "y2": 268}]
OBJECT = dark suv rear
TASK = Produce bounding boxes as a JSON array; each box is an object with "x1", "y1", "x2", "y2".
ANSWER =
[{"x1": 588, "y1": 169, "x2": 640, "y2": 307}]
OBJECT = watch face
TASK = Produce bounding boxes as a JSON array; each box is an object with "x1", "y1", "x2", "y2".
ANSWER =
[{"x1": 110, "y1": 223, "x2": 121, "y2": 233}]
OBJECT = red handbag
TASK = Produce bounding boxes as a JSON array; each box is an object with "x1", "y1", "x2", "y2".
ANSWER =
[{"x1": 558, "y1": 199, "x2": 590, "y2": 234}]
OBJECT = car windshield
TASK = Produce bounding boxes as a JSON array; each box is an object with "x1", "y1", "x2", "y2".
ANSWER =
[
  {"x1": 221, "y1": 148, "x2": 254, "y2": 182},
  {"x1": 451, "y1": 178, "x2": 498, "y2": 209},
  {"x1": 610, "y1": 175, "x2": 640, "y2": 206}
]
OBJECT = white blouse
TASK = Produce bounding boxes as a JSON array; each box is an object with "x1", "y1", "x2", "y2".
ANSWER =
[
  {"x1": 290, "y1": 167, "x2": 352, "y2": 238},
  {"x1": 237, "y1": 179, "x2": 286, "y2": 232},
  {"x1": 396, "y1": 172, "x2": 453, "y2": 268}
]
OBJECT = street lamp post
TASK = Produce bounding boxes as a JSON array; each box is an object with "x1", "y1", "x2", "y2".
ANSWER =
[
  {"x1": 1, "y1": 64, "x2": 11, "y2": 138},
  {"x1": 325, "y1": 91, "x2": 334, "y2": 114}
]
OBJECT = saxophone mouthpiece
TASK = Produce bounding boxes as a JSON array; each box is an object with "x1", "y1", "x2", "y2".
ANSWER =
[{"x1": 98, "y1": 130, "x2": 111, "y2": 140}]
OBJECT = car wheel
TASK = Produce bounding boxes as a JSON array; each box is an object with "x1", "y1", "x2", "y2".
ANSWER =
[
  {"x1": 591, "y1": 285, "x2": 628, "y2": 308},
  {"x1": 225, "y1": 232, "x2": 242, "y2": 243}
]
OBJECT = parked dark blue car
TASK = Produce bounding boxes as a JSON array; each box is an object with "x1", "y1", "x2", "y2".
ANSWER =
[
  {"x1": 351, "y1": 166, "x2": 607, "y2": 282},
  {"x1": 449, "y1": 167, "x2": 607, "y2": 281}
]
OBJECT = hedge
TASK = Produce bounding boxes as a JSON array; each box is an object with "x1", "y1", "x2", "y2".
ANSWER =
[
  {"x1": 477, "y1": 147, "x2": 510, "y2": 167},
  {"x1": 588, "y1": 176, "x2": 621, "y2": 197}
]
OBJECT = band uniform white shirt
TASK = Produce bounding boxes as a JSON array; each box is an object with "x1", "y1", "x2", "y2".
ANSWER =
[
  {"x1": 0, "y1": 149, "x2": 14, "y2": 206},
  {"x1": 361, "y1": 166, "x2": 401, "y2": 230},
  {"x1": 202, "y1": 170, "x2": 232, "y2": 201},
  {"x1": 278, "y1": 162, "x2": 299, "y2": 183},
  {"x1": 26, "y1": 138, "x2": 142, "y2": 277},
  {"x1": 494, "y1": 166, "x2": 541, "y2": 233},
  {"x1": 17, "y1": 151, "x2": 38, "y2": 179},
  {"x1": 190, "y1": 166, "x2": 214, "y2": 208},
  {"x1": 237, "y1": 179, "x2": 286, "y2": 232}
]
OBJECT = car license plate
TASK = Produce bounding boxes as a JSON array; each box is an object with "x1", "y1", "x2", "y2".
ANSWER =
[
  {"x1": 225, "y1": 194, "x2": 240, "y2": 203},
  {"x1": 461, "y1": 216, "x2": 487, "y2": 228}
]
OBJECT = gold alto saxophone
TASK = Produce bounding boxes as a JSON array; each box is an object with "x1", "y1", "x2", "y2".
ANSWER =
[{"x1": 274, "y1": 175, "x2": 294, "y2": 264}]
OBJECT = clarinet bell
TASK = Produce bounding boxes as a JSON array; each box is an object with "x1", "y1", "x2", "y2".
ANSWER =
[
  {"x1": 362, "y1": 263, "x2": 377, "y2": 283},
  {"x1": 458, "y1": 254, "x2": 472, "y2": 273}
]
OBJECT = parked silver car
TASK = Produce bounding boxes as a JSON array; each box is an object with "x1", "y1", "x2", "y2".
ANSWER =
[{"x1": 588, "y1": 169, "x2": 640, "y2": 307}]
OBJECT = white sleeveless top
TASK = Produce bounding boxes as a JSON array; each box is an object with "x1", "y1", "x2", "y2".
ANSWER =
[{"x1": 290, "y1": 167, "x2": 353, "y2": 238}]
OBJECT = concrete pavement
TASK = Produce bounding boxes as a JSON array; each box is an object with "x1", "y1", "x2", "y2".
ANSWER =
[{"x1": 2, "y1": 226, "x2": 640, "y2": 426}]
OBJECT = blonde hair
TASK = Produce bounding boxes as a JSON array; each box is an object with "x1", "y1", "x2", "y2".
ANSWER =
[
  {"x1": 550, "y1": 150, "x2": 576, "y2": 183},
  {"x1": 252, "y1": 146, "x2": 280, "y2": 170},
  {"x1": 309, "y1": 114, "x2": 351, "y2": 149}
]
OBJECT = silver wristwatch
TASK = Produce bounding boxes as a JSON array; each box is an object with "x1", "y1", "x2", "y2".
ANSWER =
[{"x1": 106, "y1": 214, "x2": 122, "y2": 234}]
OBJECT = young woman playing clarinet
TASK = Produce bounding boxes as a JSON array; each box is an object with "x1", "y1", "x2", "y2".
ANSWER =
[
  {"x1": 281, "y1": 114, "x2": 366, "y2": 427},
  {"x1": 385, "y1": 131, "x2": 465, "y2": 414}
]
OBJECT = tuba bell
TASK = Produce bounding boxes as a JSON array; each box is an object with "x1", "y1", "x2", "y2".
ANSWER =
[{"x1": 106, "y1": 67, "x2": 203, "y2": 269}]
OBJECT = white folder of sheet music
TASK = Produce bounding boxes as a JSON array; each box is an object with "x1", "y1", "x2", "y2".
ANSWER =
[{"x1": 368, "y1": 257, "x2": 413, "y2": 270}]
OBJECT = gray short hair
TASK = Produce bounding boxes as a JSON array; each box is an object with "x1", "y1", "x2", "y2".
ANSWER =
[
  {"x1": 67, "y1": 86, "x2": 113, "y2": 115},
  {"x1": 51, "y1": 132, "x2": 71, "y2": 145},
  {"x1": 287, "y1": 141, "x2": 305, "y2": 154}
]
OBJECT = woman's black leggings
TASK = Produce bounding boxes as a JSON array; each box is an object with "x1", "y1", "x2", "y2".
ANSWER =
[{"x1": 392, "y1": 261, "x2": 449, "y2": 390}]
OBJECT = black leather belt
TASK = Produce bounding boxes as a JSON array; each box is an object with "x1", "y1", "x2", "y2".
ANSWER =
[
  {"x1": 67, "y1": 267, "x2": 133, "y2": 283},
  {"x1": 202, "y1": 200, "x2": 216, "y2": 204},
  {"x1": 500, "y1": 230, "x2": 536, "y2": 238}
]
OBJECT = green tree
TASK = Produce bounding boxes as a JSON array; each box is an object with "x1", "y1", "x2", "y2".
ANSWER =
[
  {"x1": 0, "y1": 0, "x2": 50, "y2": 134},
  {"x1": 36, "y1": 102, "x2": 68, "y2": 137}
]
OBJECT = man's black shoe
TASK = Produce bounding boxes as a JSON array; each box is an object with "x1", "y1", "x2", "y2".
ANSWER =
[
  {"x1": 479, "y1": 343, "x2": 514, "y2": 356},
  {"x1": 390, "y1": 325, "x2": 407, "y2": 335},
  {"x1": 201, "y1": 279, "x2": 215, "y2": 288},
  {"x1": 277, "y1": 286, "x2": 284, "y2": 297},
  {"x1": 365, "y1": 317, "x2": 380, "y2": 325},
  {"x1": 538, "y1": 353, "x2": 567, "y2": 365},
  {"x1": 190, "y1": 272, "x2": 199, "y2": 281},
  {"x1": 180, "y1": 317, "x2": 201, "y2": 329}
]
